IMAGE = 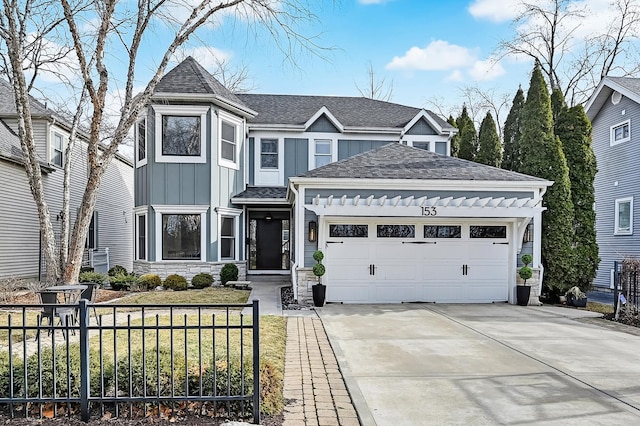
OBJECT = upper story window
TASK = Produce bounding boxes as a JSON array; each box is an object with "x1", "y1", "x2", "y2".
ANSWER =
[
  {"x1": 611, "y1": 120, "x2": 630, "y2": 146},
  {"x1": 260, "y1": 139, "x2": 278, "y2": 169},
  {"x1": 315, "y1": 139, "x2": 332, "y2": 168},
  {"x1": 136, "y1": 118, "x2": 147, "y2": 167},
  {"x1": 154, "y1": 105, "x2": 208, "y2": 164},
  {"x1": 219, "y1": 110, "x2": 242, "y2": 170},
  {"x1": 51, "y1": 132, "x2": 64, "y2": 167},
  {"x1": 615, "y1": 197, "x2": 633, "y2": 235},
  {"x1": 435, "y1": 141, "x2": 447, "y2": 155},
  {"x1": 413, "y1": 141, "x2": 430, "y2": 151}
]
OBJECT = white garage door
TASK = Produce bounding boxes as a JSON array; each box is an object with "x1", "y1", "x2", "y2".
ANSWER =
[{"x1": 324, "y1": 222, "x2": 509, "y2": 303}]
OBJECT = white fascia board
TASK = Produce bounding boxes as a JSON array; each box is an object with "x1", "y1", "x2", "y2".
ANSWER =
[
  {"x1": 403, "y1": 109, "x2": 444, "y2": 135},
  {"x1": 341, "y1": 127, "x2": 402, "y2": 135},
  {"x1": 247, "y1": 124, "x2": 306, "y2": 132},
  {"x1": 289, "y1": 177, "x2": 552, "y2": 192},
  {"x1": 304, "y1": 106, "x2": 344, "y2": 132},
  {"x1": 305, "y1": 204, "x2": 545, "y2": 218},
  {"x1": 150, "y1": 93, "x2": 257, "y2": 118},
  {"x1": 230, "y1": 198, "x2": 290, "y2": 205},
  {"x1": 585, "y1": 77, "x2": 640, "y2": 120}
]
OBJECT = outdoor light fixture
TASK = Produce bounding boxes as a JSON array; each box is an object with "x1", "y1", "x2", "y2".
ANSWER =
[
  {"x1": 523, "y1": 224, "x2": 532, "y2": 243},
  {"x1": 308, "y1": 220, "x2": 317, "y2": 242}
]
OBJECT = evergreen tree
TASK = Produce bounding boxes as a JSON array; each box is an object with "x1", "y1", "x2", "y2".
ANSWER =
[
  {"x1": 550, "y1": 87, "x2": 565, "y2": 126},
  {"x1": 456, "y1": 106, "x2": 478, "y2": 161},
  {"x1": 519, "y1": 64, "x2": 575, "y2": 296},
  {"x1": 476, "y1": 112, "x2": 502, "y2": 167},
  {"x1": 556, "y1": 104, "x2": 599, "y2": 292},
  {"x1": 502, "y1": 87, "x2": 525, "y2": 171},
  {"x1": 447, "y1": 115, "x2": 460, "y2": 157}
]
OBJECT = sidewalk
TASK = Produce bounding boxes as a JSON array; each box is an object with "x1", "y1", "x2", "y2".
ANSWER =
[{"x1": 245, "y1": 278, "x2": 360, "y2": 426}]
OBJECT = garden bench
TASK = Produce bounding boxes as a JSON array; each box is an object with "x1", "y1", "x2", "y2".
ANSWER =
[{"x1": 227, "y1": 280, "x2": 251, "y2": 290}]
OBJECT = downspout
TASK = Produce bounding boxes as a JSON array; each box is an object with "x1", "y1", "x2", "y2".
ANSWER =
[{"x1": 288, "y1": 181, "x2": 299, "y2": 302}]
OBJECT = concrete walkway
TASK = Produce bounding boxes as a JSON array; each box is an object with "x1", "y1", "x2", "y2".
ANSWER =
[{"x1": 245, "y1": 277, "x2": 360, "y2": 426}]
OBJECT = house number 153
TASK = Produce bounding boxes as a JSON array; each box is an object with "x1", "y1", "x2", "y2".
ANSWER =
[{"x1": 421, "y1": 206, "x2": 437, "y2": 216}]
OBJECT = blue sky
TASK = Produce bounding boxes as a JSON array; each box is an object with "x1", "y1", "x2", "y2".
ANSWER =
[{"x1": 162, "y1": 0, "x2": 532, "y2": 116}]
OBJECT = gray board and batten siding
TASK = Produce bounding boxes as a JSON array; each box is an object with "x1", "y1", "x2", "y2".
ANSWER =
[
  {"x1": 338, "y1": 140, "x2": 393, "y2": 161},
  {"x1": 405, "y1": 117, "x2": 438, "y2": 135},
  {"x1": 285, "y1": 138, "x2": 309, "y2": 182},
  {"x1": 592, "y1": 93, "x2": 640, "y2": 288},
  {"x1": 307, "y1": 115, "x2": 340, "y2": 133}
]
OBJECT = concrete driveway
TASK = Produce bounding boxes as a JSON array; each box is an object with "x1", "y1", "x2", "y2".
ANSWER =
[{"x1": 318, "y1": 304, "x2": 640, "y2": 425}]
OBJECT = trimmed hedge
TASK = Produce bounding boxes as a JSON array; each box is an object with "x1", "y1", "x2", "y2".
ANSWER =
[
  {"x1": 78, "y1": 271, "x2": 108, "y2": 286},
  {"x1": 108, "y1": 265, "x2": 128, "y2": 277},
  {"x1": 109, "y1": 274, "x2": 137, "y2": 291},
  {"x1": 138, "y1": 273, "x2": 161, "y2": 290},
  {"x1": 220, "y1": 264, "x2": 238, "y2": 286},
  {"x1": 164, "y1": 274, "x2": 188, "y2": 291},
  {"x1": 192, "y1": 273, "x2": 214, "y2": 289}
]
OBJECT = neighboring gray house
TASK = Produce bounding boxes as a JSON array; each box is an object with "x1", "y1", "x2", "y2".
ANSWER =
[
  {"x1": 135, "y1": 57, "x2": 550, "y2": 304},
  {"x1": 586, "y1": 77, "x2": 640, "y2": 289},
  {"x1": 0, "y1": 79, "x2": 134, "y2": 280}
]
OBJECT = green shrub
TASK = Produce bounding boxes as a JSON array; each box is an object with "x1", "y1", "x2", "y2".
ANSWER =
[
  {"x1": 116, "y1": 347, "x2": 186, "y2": 397},
  {"x1": 109, "y1": 274, "x2": 137, "y2": 291},
  {"x1": 521, "y1": 254, "x2": 533, "y2": 266},
  {"x1": 312, "y1": 263, "x2": 325, "y2": 278},
  {"x1": 220, "y1": 264, "x2": 238, "y2": 286},
  {"x1": 164, "y1": 274, "x2": 188, "y2": 291},
  {"x1": 137, "y1": 273, "x2": 161, "y2": 290},
  {"x1": 312, "y1": 250, "x2": 324, "y2": 262},
  {"x1": 78, "y1": 271, "x2": 108, "y2": 286},
  {"x1": 108, "y1": 265, "x2": 128, "y2": 276},
  {"x1": 80, "y1": 266, "x2": 94, "y2": 273},
  {"x1": 192, "y1": 273, "x2": 214, "y2": 289}
]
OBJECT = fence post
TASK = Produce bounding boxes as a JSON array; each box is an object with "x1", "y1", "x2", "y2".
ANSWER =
[
  {"x1": 614, "y1": 261, "x2": 620, "y2": 316},
  {"x1": 252, "y1": 299, "x2": 260, "y2": 425},
  {"x1": 79, "y1": 299, "x2": 90, "y2": 422}
]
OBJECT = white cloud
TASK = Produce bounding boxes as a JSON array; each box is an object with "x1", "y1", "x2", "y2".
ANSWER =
[
  {"x1": 386, "y1": 40, "x2": 476, "y2": 71},
  {"x1": 173, "y1": 46, "x2": 232, "y2": 70},
  {"x1": 447, "y1": 70, "x2": 464, "y2": 81},
  {"x1": 468, "y1": 0, "x2": 524, "y2": 22},
  {"x1": 468, "y1": 59, "x2": 505, "y2": 81}
]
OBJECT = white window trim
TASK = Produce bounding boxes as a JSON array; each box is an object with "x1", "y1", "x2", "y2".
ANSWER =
[
  {"x1": 50, "y1": 130, "x2": 66, "y2": 167},
  {"x1": 615, "y1": 197, "x2": 633, "y2": 235},
  {"x1": 154, "y1": 105, "x2": 208, "y2": 164},
  {"x1": 153, "y1": 204, "x2": 209, "y2": 262},
  {"x1": 134, "y1": 207, "x2": 147, "y2": 261},
  {"x1": 135, "y1": 117, "x2": 147, "y2": 168},
  {"x1": 215, "y1": 207, "x2": 242, "y2": 261},
  {"x1": 610, "y1": 119, "x2": 631, "y2": 146},
  {"x1": 309, "y1": 137, "x2": 337, "y2": 169},
  {"x1": 218, "y1": 110, "x2": 243, "y2": 170}
]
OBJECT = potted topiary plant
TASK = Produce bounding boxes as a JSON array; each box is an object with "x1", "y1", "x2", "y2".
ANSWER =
[
  {"x1": 517, "y1": 254, "x2": 533, "y2": 306},
  {"x1": 312, "y1": 250, "x2": 326, "y2": 307}
]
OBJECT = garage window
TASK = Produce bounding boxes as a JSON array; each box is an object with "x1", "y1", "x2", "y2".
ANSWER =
[
  {"x1": 424, "y1": 225, "x2": 461, "y2": 238},
  {"x1": 470, "y1": 225, "x2": 507, "y2": 238},
  {"x1": 330, "y1": 224, "x2": 368, "y2": 238},
  {"x1": 377, "y1": 224, "x2": 415, "y2": 238}
]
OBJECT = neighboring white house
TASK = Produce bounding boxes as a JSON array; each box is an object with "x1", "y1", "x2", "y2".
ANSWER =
[
  {"x1": 586, "y1": 77, "x2": 640, "y2": 289},
  {"x1": 0, "y1": 79, "x2": 134, "y2": 280},
  {"x1": 134, "y1": 57, "x2": 551, "y2": 305}
]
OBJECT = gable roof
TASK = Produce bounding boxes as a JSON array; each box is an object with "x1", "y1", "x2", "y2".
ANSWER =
[
  {"x1": 236, "y1": 93, "x2": 454, "y2": 133},
  {"x1": 585, "y1": 76, "x2": 640, "y2": 120},
  {"x1": 0, "y1": 118, "x2": 54, "y2": 171},
  {"x1": 296, "y1": 143, "x2": 547, "y2": 182},
  {"x1": 154, "y1": 57, "x2": 254, "y2": 116},
  {"x1": 0, "y1": 79, "x2": 54, "y2": 118}
]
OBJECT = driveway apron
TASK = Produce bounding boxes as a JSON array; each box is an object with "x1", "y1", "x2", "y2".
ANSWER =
[{"x1": 318, "y1": 304, "x2": 640, "y2": 425}]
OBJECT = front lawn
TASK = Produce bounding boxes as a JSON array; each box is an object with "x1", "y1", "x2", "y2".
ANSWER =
[{"x1": 115, "y1": 287, "x2": 250, "y2": 305}]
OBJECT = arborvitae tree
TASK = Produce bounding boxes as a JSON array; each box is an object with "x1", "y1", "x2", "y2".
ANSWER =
[
  {"x1": 456, "y1": 106, "x2": 478, "y2": 161},
  {"x1": 476, "y1": 112, "x2": 502, "y2": 167},
  {"x1": 447, "y1": 115, "x2": 460, "y2": 157},
  {"x1": 550, "y1": 87, "x2": 565, "y2": 126},
  {"x1": 556, "y1": 104, "x2": 599, "y2": 292},
  {"x1": 519, "y1": 64, "x2": 575, "y2": 297},
  {"x1": 502, "y1": 87, "x2": 525, "y2": 171}
]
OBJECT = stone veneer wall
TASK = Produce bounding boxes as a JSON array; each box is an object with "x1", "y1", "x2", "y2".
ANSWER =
[
  {"x1": 516, "y1": 268, "x2": 542, "y2": 306},
  {"x1": 133, "y1": 261, "x2": 246, "y2": 284},
  {"x1": 295, "y1": 267, "x2": 317, "y2": 305}
]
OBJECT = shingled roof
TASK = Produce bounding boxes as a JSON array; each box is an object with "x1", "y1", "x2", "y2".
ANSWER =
[
  {"x1": 155, "y1": 57, "x2": 246, "y2": 108},
  {"x1": 586, "y1": 76, "x2": 640, "y2": 120},
  {"x1": 0, "y1": 119, "x2": 22, "y2": 161},
  {"x1": 298, "y1": 143, "x2": 547, "y2": 182},
  {"x1": 237, "y1": 93, "x2": 453, "y2": 130},
  {"x1": 0, "y1": 79, "x2": 52, "y2": 118}
]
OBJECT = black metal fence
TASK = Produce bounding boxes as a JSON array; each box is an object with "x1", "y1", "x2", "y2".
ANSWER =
[
  {"x1": 613, "y1": 260, "x2": 639, "y2": 316},
  {"x1": 0, "y1": 299, "x2": 260, "y2": 423}
]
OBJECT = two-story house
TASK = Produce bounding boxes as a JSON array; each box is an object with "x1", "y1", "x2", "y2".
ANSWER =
[
  {"x1": 135, "y1": 57, "x2": 550, "y2": 304},
  {"x1": 0, "y1": 79, "x2": 134, "y2": 280},
  {"x1": 586, "y1": 77, "x2": 640, "y2": 289}
]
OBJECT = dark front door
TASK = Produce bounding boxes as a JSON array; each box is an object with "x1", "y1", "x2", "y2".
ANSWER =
[{"x1": 256, "y1": 219, "x2": 282, "y2": 269}]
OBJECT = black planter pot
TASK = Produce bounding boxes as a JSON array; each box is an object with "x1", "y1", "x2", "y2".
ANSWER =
[
  {"x1": 516, "y1": 285, "x2": 531, "y2": 306},
  {"x1": 569, "y1": 297, "x2": 587, "y2": 308},
  {"x1": 312, "y1": 284, "x2": 326, "y2": 307}
]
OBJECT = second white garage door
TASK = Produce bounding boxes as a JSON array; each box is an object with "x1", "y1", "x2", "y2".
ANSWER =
[{"x1": 324, "y1": 222, "x2": 510, "y2": 303}]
